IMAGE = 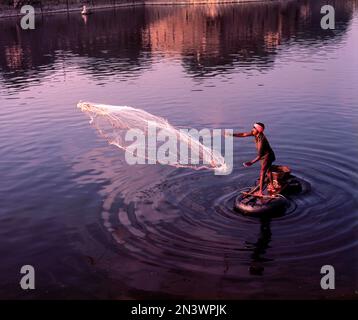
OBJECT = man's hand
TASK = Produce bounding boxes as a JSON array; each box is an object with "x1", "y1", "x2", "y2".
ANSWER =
[{"x1": 243, "y1": 161, "x2": 252, "y2": 167}]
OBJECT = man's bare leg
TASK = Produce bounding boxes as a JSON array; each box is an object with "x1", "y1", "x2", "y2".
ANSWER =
[
  {"x1": 267, "y1": 169, "x2": 273, "y2": 186},
  {"x1": 254, "y1": 167, "x2": 267, "y2": 196},
  {"x1": 266, "y1": 168, "x2": 275, "y2": 192}
]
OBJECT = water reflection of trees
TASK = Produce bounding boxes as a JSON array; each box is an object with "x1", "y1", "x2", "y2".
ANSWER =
[
  {"x1": 0, "y1": 7, "x2": 149, "y2": 88},
  {"x1": 0, "y1": 0, "x2": 356, "y2": 88},
  {"x1": 143, "y1": 0, "x2": 356, "y2": 77}
]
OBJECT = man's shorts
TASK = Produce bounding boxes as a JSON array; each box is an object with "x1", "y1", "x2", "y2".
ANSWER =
[{"x1": 261, "y1": 153, "x2": 276, "y2": 172}]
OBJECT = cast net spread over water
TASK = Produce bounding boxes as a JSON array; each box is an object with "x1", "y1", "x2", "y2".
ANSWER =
[{"x1": 77, "y1": 102, "x2": 229, "y2": 174}]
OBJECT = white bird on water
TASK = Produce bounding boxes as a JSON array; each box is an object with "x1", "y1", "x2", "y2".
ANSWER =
[{"x1": 81, "y1": 5, "x2": 91, "y2": 15}]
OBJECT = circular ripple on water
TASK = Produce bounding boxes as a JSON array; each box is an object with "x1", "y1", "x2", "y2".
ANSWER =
[{"x1": 100, "y1": 147, "x2": 358, "y2": 277}]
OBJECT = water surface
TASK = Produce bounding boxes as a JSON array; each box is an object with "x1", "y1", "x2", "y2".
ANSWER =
[{"x1": 0, "y1": 0, "x2": 357, "y2": 299}]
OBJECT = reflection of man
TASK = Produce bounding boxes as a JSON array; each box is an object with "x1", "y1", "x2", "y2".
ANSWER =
[
  {"x1": 248, "y1": 217, "x2": 273, "y2": 275},
  {"x1": 229, "y1": 122, "x2": 276, "y2": 196}
]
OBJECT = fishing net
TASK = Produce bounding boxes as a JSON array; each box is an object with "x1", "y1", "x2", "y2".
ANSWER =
[{"x1": 77, "y1": 101, "x2": 230, "y2": 174}]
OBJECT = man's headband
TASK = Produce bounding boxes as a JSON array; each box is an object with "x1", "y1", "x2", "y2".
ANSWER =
[{"x1": 254, "y1": 123, "x2": 264, "y2": 133}]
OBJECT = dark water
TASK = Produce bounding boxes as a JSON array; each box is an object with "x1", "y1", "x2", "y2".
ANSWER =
[{"x1": 0, "y1": 0, "x2": 357, "y2": 299}]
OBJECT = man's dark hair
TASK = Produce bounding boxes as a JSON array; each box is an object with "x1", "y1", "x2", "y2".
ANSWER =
[{"x1": 256, "y1": 122, "x2": 265, "y2": 130}]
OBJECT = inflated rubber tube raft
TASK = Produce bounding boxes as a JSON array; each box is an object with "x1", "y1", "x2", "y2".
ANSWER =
[{"x1": 234, "y1": 165, "x2": 311, "y2": 216}]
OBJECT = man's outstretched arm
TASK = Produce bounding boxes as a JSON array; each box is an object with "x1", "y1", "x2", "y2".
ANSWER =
[
  {"x1": 226, "y1": 131, "x2": 253, "y2": 137},
  {"x1": 233, "y1": 131, "x2": 253, "y2": 137}
]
